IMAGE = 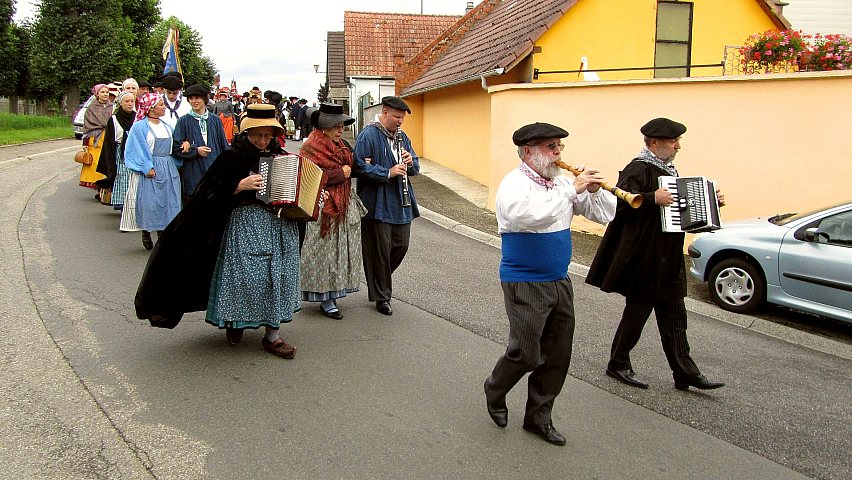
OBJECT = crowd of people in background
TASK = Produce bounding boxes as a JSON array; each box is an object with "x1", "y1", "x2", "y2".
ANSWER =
[{"x1": 77, "y1": 71, "x2": 420, "y2": 361}]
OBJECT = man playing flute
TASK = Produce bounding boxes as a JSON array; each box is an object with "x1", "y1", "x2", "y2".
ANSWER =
[{"x1": 484, "y1": 122, "x2": 615, "y2": 445}]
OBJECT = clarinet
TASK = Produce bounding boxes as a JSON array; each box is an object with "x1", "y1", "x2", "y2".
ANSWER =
[{"x1": 394, "y1": 130, "x2": 412, "y2": 208}]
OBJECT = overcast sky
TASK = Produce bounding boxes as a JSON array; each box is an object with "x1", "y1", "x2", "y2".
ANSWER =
[{"x1": 12, "y1": 0, "x2": 478, "y2": 100}]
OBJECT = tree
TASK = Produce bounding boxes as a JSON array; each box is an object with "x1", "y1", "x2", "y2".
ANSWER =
[
  {"x1": 149, "y1": 17, "x2": 216, "y2": 88},
  {"x1": 29, "y1": 0, "x2": 138, "y2": 114},
  {"x1": 119, "y1": 0, "x2": 161, "y2": 83},
  {"x1": 0, "y1": 0, "x2": 18, "y2": 105},
  {"x1": 317, "y1": 81, "x2": 329, "y2": 103},
  {"x1": 5, "y1": 22, "x2": 32, "y2": 114}
]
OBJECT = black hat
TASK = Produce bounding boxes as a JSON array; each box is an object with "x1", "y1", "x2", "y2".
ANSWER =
[
  {"x1": 512, "y1": 122, "x2": 569, "y2": 146},
  {"x1": 161, "y1": 74, "x2": 183, "y2": 91},
  {"x1": 381, "y1": 96, "x2": 411, "y2": 113},
  {"x1": 138, "y1": 80, "x2": 152, "y2": 88},
  {"x1": 640, "y1": 118, "x2": 686, "y2": 139},
  {"x1": 310, "y1": 103, "x2": 356, "y2": 129},
  {"x1": 184, "y1": 84, "x2": 210, "y2": 98}
]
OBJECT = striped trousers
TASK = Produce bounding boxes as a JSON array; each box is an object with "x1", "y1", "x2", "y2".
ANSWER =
[
  {"x1": 607, "y1": 297, "x2": 701, "y2": 381},
  {"x1": 485, "y1": 278, "x2": 575, "y2": 426}
]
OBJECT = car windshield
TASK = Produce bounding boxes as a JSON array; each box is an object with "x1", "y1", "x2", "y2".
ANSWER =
[{"x1": 769, "y1": 200, "x2": 852, "y2": 225}]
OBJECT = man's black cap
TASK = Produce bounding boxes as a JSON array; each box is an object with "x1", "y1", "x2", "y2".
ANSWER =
[
  {"x1": 381, "y1": 96, "x2": 411, "y2": 113},
  {"x1": 512, "y1": 122, "x2": 569, "y2": 146},
  {"x1": 138, "y1": 80, "x2": 152, "y2": 88},
  {"x1": 640, "y1": 117, "x2": 686, "y2": 138},
  {"x1": 184, "y1": 84, "x2": 210, "y2": 98},
  {"x1": 161, "y1": 75, "x2": 183, "y2": 91}
]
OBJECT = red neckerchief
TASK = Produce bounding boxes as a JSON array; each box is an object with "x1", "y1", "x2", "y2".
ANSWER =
[{"x1": 519, "y1": 161, "x2": 554, "y2": 189}]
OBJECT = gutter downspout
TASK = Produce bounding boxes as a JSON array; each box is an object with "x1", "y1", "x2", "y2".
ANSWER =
[{"x1": 482, "y1": 67, "x2": 505, "y2": 90}]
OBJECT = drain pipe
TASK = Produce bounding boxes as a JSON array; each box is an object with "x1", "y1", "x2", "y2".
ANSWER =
[{"x1": 481, "y1": 67, "x2": 506, "y2": 90}]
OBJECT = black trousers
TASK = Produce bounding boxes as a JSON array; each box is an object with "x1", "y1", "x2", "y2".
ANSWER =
[
  {"x1": 485, "y1": 278, "x2": 575, "y2": 426},
  {"x1": 360, "y1": 219, "x2": 410, "y2": 302},
  {"x1": 607, "y1": 297, "x2": 701, "y2": 381}
]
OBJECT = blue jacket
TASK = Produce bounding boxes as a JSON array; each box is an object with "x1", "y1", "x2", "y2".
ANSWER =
[
  {"x1": 171, "y1": 113, "x2": 230, "y2": 196},
  {"x1": 352, "y1": 124, "x2": 420, "y2": 224}
]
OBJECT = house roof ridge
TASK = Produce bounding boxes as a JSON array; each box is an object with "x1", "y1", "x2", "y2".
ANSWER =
[{"x1": 345, "y1": 10, "x2": 464, "y2": 18}]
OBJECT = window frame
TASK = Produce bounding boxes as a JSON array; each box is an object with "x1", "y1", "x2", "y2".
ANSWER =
[{"x1": 655, "y1": 1, "x2": 695, "y2": 78}]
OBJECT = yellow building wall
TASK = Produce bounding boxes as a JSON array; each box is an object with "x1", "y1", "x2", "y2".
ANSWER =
[
  {"x1": 533, "y1": 0, "x2": 781, "y2": 82},
  {"x1": 488, "y1": 72, "x2": 852, "y2": 235},
  {"x1": 419, "y1": 81, "x2": 492, "y2": 185}
]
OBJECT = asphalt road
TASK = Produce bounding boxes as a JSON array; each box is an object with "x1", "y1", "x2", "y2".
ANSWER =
[{"x1": 2, "y1": 139, "x2": 850, "y2": 479}]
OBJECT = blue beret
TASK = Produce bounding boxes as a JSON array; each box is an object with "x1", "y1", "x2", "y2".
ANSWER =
[{"x1": 512, "y1": 122, "x2": 569, "y2": 146}]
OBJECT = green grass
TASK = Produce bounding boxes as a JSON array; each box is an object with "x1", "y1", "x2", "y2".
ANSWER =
[{"x1": 0, "y1": 112, "x2": 75, "y2": 145}]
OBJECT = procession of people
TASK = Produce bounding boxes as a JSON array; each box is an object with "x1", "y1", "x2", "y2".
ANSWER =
[{"x1": 76, "y1": 71, "x2": 726, "y2": 446}]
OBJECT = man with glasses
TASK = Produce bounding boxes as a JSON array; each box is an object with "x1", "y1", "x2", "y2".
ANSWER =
[
  {"x1": 483, "y1": 122, "x2": 615, "y2": 445},
  {"x1": 586, "y1": 117, "x2": 726, "y2": 392}
]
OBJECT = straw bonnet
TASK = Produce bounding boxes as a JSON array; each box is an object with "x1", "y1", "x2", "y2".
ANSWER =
[
  {"x1": 240, "y1": 104, "x2": 285, "y2": 137},
  {"x1": 310, "y1": 102, "x2": 355, "y2": 129}
]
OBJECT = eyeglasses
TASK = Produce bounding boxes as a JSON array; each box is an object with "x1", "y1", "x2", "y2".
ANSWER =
[{"x1": 528, "y1": 141, "x2": 565, "y2": 152}]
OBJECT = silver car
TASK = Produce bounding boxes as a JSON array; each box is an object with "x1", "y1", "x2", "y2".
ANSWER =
[
  {"x1": 72, "y1": 96, "x2": 94, "y2": 139},
  {"x1": 688, "y1": 201, "x2": 852, "y2": 324}
]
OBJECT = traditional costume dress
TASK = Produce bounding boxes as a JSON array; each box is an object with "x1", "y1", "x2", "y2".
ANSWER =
[
  {"x1": 95, "y1": 93, "x2": 135, "y2": 207},
  {"x1": 172, "y1": 110, "x2": 230, "y2": 199},
  {"x1": 135, "y1": 135, "x2": 300, "y2": 332},
  {"x1": 79, "y1": 93, "x2": 113, "y2": 189},
  {"x1": 123, "y1": 117, "x2": 181, "y2": 232},
  {"x1": 299, "y1": 129, "x2": 366, "y2": 310}
]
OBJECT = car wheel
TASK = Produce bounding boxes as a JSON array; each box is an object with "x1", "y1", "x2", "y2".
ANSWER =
[
  {"x1": 74, "y1": 133, "x2": 83, "y2": 140},
  {"x1": 708, "y1": 258, "x2": 765, "y2": 314}
]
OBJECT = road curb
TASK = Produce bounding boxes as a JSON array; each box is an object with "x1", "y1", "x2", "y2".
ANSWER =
[{"x1": 418, "y1": 206, "x2": 852, "y2": 361}]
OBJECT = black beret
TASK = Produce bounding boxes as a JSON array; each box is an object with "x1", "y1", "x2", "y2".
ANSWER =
[
  {"x1": 640, "y1": 117, "x2": 686, "y2": 139},
  {"x1": 512, "y1": 122, "x2": 569, "y2": 146},
  {"x1": 381, "y1": 96, "x2": 411, "y2": 113},
  {"x1": 138, "y1": 80, "x2": 152, "y2": 88},
  {"x1": 183, "y1": 84, "x2": 210, "y2": 98},
  {"x1": 161, "y1": 75, "x2": 183, "y2": 91}
]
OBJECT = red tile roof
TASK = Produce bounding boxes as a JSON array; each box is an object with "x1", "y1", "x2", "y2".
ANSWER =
[
  {"x1": 400, "y1": 0, "x2": 791, "y2": 96},
  {"x1": 344, "y1": 11, "x2": 463, "y2": 78}
]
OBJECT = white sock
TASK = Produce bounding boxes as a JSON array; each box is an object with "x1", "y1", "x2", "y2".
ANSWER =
[
  {"x1": 321, "y1": 299, "x2": 337, "y2": 312},
  {"x1": 264, "y1": 327, "x2": 279, "y2": 342}
]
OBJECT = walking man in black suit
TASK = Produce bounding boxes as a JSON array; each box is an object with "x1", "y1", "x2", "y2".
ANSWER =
[{"x1": 586, "y1": 117, "x2": 725, "y2": 392}]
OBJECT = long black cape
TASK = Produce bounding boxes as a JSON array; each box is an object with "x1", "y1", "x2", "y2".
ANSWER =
[
  {"x1": 585, "y1": 160, "x2": 687, "y2": 301},
  {"x1": 134, "y1": 135, "x2": 283, "y2": 328}
]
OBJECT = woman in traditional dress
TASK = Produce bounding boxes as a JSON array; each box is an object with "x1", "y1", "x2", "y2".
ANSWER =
[
  {"x1": 299, "y1": 103, "x2": 365, "y2": 319},
  {"x1": 134, "y1": 104, "x2": 302, "y2": 359},
  {"x1": 94, "y1": 91, "x2": 135, "y2": 208},
  {"x1": 80, "y1": 84, "x2": 113, "y2": 191},
  {"x1": 123, "y1": 93, "x2": 181, "y2": 250}
]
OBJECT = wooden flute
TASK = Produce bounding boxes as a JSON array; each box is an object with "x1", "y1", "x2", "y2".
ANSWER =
[{"x1": 554, "y1": 160, "x2": 643, "y2": 208}]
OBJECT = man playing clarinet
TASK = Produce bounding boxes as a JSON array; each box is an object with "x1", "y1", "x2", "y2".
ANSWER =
[
  {"x1": 352, "y1": 96, "x2": 420, "y2": 316},
  {"x1": 586, "y1": 117, "x2": 726, "y2": 392},
  {"x1": 484, "y1": 122, "x2": 615, "y2": 446}
]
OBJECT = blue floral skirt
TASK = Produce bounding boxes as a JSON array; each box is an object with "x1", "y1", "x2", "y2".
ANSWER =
[{"x1": 206, "y1": 204, "x2": 301, "y2": 330}]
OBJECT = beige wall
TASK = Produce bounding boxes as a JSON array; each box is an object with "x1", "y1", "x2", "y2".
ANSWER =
[
  {"x1": 421, "y1": 82, "x2": 492, "y2": 185},
  {"x1": 486, "y1": 71, "x2": 852, "y2": 233}
]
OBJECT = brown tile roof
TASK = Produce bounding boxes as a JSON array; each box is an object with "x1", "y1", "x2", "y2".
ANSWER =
[
  {"x1": 400, "y1": 0, "x2": 792, "y2": 96},
  {"x1": 400, "y1": 0, "x2": 577, "y2": 95},
  {"x1": 344, "y1": 11, "x2": 462, "y2": 78}
]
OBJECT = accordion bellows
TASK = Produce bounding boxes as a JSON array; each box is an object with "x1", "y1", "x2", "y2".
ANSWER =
[{"x1": 256, "y1": 154, "x2": 327, "y2": 221}]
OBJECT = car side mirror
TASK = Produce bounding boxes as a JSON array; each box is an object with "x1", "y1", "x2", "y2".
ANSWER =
[{"x1": 803, "y1": 227, "x2": 829, "y2": 243}]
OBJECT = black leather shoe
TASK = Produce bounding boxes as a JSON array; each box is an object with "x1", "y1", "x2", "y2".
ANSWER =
[
  {"x1": 674, "y1": 374, "x2": 725, "y2": 391},
  {"x1": 523, "y1": 423, "x2": 567, "y2": 446},
  {"x1": 226, "y1": 328, "x2": 243, "y2": 346},
  {"x1": 376, "y1": 301, "x2": 393, "y2": 315},
  {"x1": 484, "y1": 381, "x2": 507, "y2": 428},
  {"x1": 606, "y1": 368, "x2": 649, "y2": 389}
]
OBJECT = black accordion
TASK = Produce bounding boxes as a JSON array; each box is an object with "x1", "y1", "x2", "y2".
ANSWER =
[
  {"x1": 658, "y1": 176, "x2": 722, "y2": 233},
  {"x1": 256, "y1": 154, "x2": 327, "y2": 221}
]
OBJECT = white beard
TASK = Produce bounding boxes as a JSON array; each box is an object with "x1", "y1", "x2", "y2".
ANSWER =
[{"x1": 528, "y1": 150, "x2": 561, "y2": 179}]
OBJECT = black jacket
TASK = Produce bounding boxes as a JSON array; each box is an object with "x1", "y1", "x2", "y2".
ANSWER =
[{"x1": 585, "y1": 160, "x2": 687, "y2": 301}]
